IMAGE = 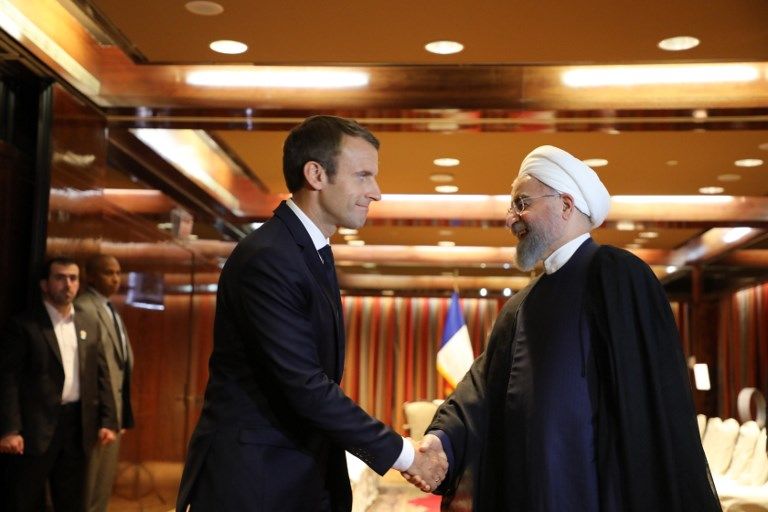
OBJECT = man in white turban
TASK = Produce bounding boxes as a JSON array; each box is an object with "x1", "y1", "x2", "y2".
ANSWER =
[{"x1": 417, "y1": 145, "x2": 720, "y2": 511}]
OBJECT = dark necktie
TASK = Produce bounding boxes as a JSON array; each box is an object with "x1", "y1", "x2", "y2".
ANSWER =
[
  {"x1": 318, "y1": 245, "x2": 339, "y2": 292},
  {"x1": 107, "y1": 301, "x2": 126, "y2": 362}
]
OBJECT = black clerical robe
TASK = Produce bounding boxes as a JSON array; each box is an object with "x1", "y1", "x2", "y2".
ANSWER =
[{"x1": 429, "y1": 240, "x2": 720, "y2": 512}]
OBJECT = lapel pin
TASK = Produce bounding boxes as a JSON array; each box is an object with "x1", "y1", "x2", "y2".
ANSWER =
[{"x1": 80, "y1": 330, "x2": 87, "y2": 340}]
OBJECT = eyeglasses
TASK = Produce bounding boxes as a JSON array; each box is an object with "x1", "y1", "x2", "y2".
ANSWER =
[{"x1": 507, "y1": 194, "x2": 562, "y2": 216}]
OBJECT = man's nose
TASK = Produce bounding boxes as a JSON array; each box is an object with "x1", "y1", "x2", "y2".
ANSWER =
[{"x1": 367, "y1": 180, "x2": 382, "y2": 201}]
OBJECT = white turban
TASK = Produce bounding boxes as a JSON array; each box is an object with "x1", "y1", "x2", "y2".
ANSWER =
[{"x1": 517, "y1": 145, "x2": 611, "y2": 228}]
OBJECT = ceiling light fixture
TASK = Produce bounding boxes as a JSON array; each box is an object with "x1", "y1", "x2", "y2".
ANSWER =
[
  {"x1": 433, "y1": 157, "x2": 460, "y2": 167},
  {"x1": 429, "y1": 173, "x2": 454, "y2": 183},
  {"x1": 186, "y1": 69, "x2": 369, "y2": 88},
  {"x1": 435, "y1": 185, "x2": 459, "y2": 193},
  {"x1": 734, "y1": 158, "x2": 764, "y2": 167},
  {"x1": 425, "y1": 40, "x2": 464, "y2": 55},
  {"x1": 209, "y1": 39, "x2": 248, "y2": 54},
  {"x1": 657, "y1": 36, "x2": 700, "y2": 52},
  {"x1": 185, "y1": 1, "x2": 224, "y2": 15},
  {"x1": 479, "y1": 288, "x2": 488, "y2": 297},
  {"x1": 338, "y1": 228, "x2": 358, "y2": 236},
  {"x1": 438, "y1": 241, "x2": 456, "y2": 247},
  {"x1": 722, "y1": 227, "x2": 754, "y2": 244},
  {"x1": 616, "y1": 221, "x2": 637, "y2": 231},
  {"x1": 698, "y1": 186, "x2": 724, "y2": 195},
  {"x1": 503, "y1": 288, "x2": 512, "y2": 297},
  {"x1": 582, "y1": 158, "x2": 608, "y2": 167},
  {"x1": 562, "y1": 64, "x2": 758, "y2": 87},
  {"x1": 638, "y1": 231, "x2": 659, "y2": 239},
  {"x1": 717, "y1": 174, "x2": 741, "y2": 182},
  {"x1": 347, "y1": 239, "x2": 365, "y2": 246}
]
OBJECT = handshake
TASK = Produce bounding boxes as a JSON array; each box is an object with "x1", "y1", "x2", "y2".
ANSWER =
[{"x1": 401, "y1": 433, "x2": 448, "y2": 493}]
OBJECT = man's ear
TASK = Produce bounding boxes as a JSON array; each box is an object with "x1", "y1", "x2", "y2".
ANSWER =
[
  {"x1": 303, "y1": 161, "x2": 325, "y2": 191},
  {"x1": 561, "y1": 193, "x2": 575, "y2": 218}
]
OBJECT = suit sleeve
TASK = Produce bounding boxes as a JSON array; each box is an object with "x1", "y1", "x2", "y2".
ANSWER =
[
  {"x1": 0, "y1": 318, "x2": 25, "y2": 436},
  {"x1": 234, "y1": 247, "x2": 401, "y2": 474},
  {"x1": 94, "y1": 321, "x2": 118, "y2": 431}
]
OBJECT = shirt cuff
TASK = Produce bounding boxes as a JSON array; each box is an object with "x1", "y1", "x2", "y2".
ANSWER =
[{"x1": 391, "y1": 436, "x2": 415, "y2": 471}]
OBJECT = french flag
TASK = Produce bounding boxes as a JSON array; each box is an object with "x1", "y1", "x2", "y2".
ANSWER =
[{"x1": 437, "y1": 292, "x2": 474, "y2": 388}]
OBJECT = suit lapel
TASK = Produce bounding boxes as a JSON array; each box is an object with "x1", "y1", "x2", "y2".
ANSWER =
[
  {"x1": 36, "y1": 303, "x2": 63, "y2": 366},
  {"x1": 274, "y1": 202, "x2": 345, "y2": 379}
]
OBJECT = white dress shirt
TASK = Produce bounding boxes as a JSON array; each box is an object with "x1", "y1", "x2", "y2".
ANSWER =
[{"x1": 43, "y1": 301, "x2": 80, "y2": 403}]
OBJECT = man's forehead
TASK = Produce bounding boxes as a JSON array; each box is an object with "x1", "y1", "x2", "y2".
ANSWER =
[{"x1": 51, "y1": 263, "x2": 79, "y2": 275}]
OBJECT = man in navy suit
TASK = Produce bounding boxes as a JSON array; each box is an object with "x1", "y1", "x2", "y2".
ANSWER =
[{"x1": 177, "y1": 115, "x2": 446, "y2": 512}]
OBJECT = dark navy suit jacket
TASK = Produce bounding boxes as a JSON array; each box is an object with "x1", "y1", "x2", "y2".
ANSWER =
[{"x1": 177, "y1": 202, "x2": 401, "y2": 512}]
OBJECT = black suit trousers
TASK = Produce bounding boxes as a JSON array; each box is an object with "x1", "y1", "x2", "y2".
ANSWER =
[{"x1": 7, "y1": 402, "x2": 86, "y2": 512}]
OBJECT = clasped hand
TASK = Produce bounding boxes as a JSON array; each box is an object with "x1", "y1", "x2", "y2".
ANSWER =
[{"x1": 401, "y1": 434, "x2": 448, "y2": 492}]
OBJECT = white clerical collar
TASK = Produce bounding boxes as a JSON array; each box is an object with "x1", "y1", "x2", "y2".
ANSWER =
[
  {"x1": 43, "y1": 299, "x2": 74, "y2": 323},
  {"x1": 543, "y1": 233, "x2": 591, "y2": 274},
  {"x1": 286, "y1": 198, "x2": 329, "y2": 251}
]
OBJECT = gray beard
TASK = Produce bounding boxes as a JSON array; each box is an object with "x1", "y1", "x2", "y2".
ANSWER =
[{"x1": 514, "y1": 228, "x2": 551, "y2": 271}]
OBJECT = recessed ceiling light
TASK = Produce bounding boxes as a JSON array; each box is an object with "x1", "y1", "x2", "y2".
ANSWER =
[
  {"x1": 433, "y1": 157, "x2": 460, "y2": 167},
  {"x1": 438, "y1": 229, "x2": 453, "y2": 236},
  {"x1": 699, "y1": 186, "x2": 724, "y2": 194},
  {"x1": 343, "y1": 235, "x2": 358, "y2": 241},
  {"x1": 185, "y1": 1, "x2": 223, "y2": 15},
  {"x1": 480, "y1": 263, "x2": 487, "y2": 269},
  {"x1": 582, "y1": 158, "x2": 608, "y2": 167},
  {"x1": 479, "y1": 288, "x2": 488, "y2": 297},
  {"x1": 616, "y1": 221, "x2": 637, "y2": 231},
  {"x1": 347, "y1": 239, "x2": 365, "y2": 246},
  {"x1": 430, "y1": 173, "x2": 454, "y2": 183},
  {"x1": 639, "y1": 231, "x2": 659, "y2": 239},
  {"x1": 435, "y1": 185, "x2": 459, "y2": 193},
  {"x1": 758, "y1": 142, "x2": 768, "y2": 151},
  {"x1": 503, "y1": 263, "x2": 511, "y2": 270},
  {"x1": 735, "y1": 158, "x2": 764, "y2": 167},
  {"x1": 717, "y1": 174, "x2": 741, "y2": 182},
  {"x1": 658, "y1": 36, "x2": 700, "y2": 52},
  {"x1": 503, "y1": 287, "x2": 512, "y2": 297},
  {"x1": 361, "y1": 262, "x2": 377, "y2": 269},
  {"x1": 666, "y1": 160, "x2": 678, "y2": 166},
  {"x1": 209, "y1": 39, "x2": 248, "y2": 54},
  {"x1": 692, "y1": 109, "x2": 707, "y2": 119},
  {"x1": 425, "y1": 40, "x2": 464, "y2": 55},
  {"x1": 438, "y1": 240, "x2": 456, "y2": 247},
  {"x1": 338, "y1": 228, "x2": 358, "y2": 235}
]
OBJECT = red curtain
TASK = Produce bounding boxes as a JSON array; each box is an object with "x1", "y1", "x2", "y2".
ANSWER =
[
  {"x1": 340, "y1": 295, "x2": 504, "y2": 434},
  {"x1": 717, "y1": 283, "x2": 768, "y2": 418}
]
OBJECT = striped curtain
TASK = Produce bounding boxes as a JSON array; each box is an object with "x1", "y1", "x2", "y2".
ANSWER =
[
  {"x1": 717, "y1": 283, "x2": 768, "y2": 418},
  {"x1": 340, "y1": 296, "x2": 504, "y2": 433}
]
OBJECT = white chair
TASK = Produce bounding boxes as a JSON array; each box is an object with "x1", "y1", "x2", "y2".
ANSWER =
[
  {"x1": 702, "y1": 417, "x2": 740, "y2": 475},
  {"x1": 698, "y1": 414, "x2": 707, "y2": 439},
  {"x1": 403, "y1": 401, "x2": 439, "y2": 441},
  {"x1": 726, "y1": 421, "x2": 760, "y2": 480}
]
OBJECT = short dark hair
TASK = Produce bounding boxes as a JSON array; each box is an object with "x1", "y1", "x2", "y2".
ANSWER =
[
  {"x1": 282, "y1": 115, "x2": 379, "y2": 193},
  {"x1": 40, "y1": 257, "x2": 79, "y2": 280}
]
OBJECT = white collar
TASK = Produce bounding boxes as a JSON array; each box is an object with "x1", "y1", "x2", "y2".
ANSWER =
[
  {"x1": 543, "y1": 233, "x2": 591, "y2": 274},
  {"x1": 43, "y1": 300, "x2": 74, "y2": 323},
  {"x1": 286, "y1": 198, "x2": 330, "y2": 251}
]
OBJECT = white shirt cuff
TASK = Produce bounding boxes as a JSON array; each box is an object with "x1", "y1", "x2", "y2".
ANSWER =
[{"x1": 391, "y1": 436, "x2": 415, "y2": 471}]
